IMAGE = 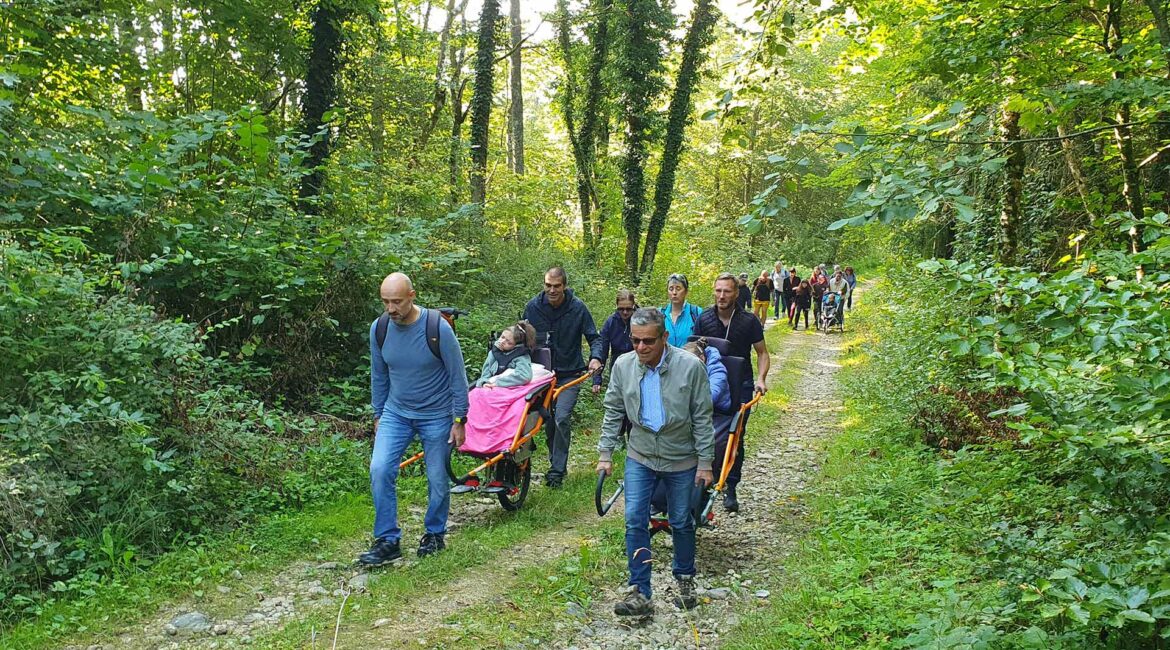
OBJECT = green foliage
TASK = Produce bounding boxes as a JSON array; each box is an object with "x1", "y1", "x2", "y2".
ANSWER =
[
  {"x1": 0, "y1": 244, "x2": 366, "y2": 622},
  {"x1": 732, "y1": 229, "x2": 1170, "y2": 647}
]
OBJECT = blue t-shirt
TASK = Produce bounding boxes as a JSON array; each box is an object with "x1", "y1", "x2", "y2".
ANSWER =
[{"x1": 370, "y1": 308, "x2": 470, "y2": 419}]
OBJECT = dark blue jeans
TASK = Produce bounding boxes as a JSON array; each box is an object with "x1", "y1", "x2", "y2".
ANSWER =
[
  {"x1": 623, "y1": 457, "x2": 697, "y2": 598},
  {"x1": 772, "y1": 289, "x2": 787, "y2": 319},
  {"x1": 370, "y1": 411, "x2": 452, "y2": 542}
]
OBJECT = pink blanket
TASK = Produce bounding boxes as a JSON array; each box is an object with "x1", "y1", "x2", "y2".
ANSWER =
[{"x1": 462, "y1": 368, "x2": 555, "y2": 456}]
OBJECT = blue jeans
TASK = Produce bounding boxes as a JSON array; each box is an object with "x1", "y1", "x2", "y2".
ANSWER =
[
  {"x1": 623, "y1": 457, "x2": 697, "y2": 598},
  {"x1": 772, "y1": 289, "x2": 786, "y2": 319},
  {"x1": 370, "y1": 411, "x2": 453, "y2": 542}
]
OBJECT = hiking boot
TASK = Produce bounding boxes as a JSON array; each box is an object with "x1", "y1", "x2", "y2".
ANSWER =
[
  {"x1": 673, "y1": 575, "x2": 698, "y2": 610},
  {"x1": 358, "y1": 537, "x2": 401, "y2": 566},
  {"x1": 723, "y1": 488, "x2": 739, "y2": 513},
  {"x1": 545, "y1": 473, "x2": 564, "y2": 489},
  {"x1": 417, "y1": 532, "x2": 446, "y2": 558},
  {"x1": 613, "y1": 587, "x2": 654, "y2": 617}
]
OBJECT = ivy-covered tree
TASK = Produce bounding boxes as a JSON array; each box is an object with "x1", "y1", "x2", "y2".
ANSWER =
[
  {"x1": 612, "y1": 0, "x2": 669, "y2": 281},
  {"x1": 299, "y1": 0, "x2": 346, "y2": 210},
  {"x1": 638, "y1": 0, "x2": 718, "y2": 277},
  {"x1": 469, "y1": 0, "x2": 501, "y2": 205}
]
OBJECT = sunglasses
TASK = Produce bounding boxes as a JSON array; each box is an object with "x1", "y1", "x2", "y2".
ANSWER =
[
  {"x1": 629, "y1": 336, "x2": 661, "y2": 347},
  {"x1": 617, "y1": 307, "x2": 635, "y2": 313}
]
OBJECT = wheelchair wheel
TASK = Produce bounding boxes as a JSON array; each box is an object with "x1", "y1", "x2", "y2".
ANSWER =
[{"x1": 496, "y1": 458, "x2": 531, "y2": 511}]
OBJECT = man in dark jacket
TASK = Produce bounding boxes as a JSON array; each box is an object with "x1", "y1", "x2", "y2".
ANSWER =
[{"x1": 523, "y1": 267, "x2": 603, "y2": 487}]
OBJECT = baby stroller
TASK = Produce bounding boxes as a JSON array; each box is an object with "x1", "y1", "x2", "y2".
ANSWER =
[
  {"x1": 594, "y1": 337, "x2": 763, "y2": 536},
  {"x1": 819, "y1": 292, "x2": 844, "y2": 334}
]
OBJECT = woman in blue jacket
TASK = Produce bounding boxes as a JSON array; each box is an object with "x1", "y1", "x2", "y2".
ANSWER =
[
  {"x1": 593, "y1": 290, "x2": 637, "y2": 394},
  {"x1": 682, "y1": 340, "x2": 731, "y2": 413},
  {"x1": 662, "y1": 273, "x2": 703, "y2": 348}
]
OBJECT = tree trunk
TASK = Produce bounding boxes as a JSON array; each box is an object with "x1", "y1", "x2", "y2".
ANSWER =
[
  {"x1": 508, "y1": 0, "x2": 525, "y2": 174},
  {"x1": 1141, "y1": 0, "x2": 1170, "y2": 214},
  {"x1": 1049, "y1": 104, "x2": 1095, "y2": 221},
  {"x1": 121, "y1": 16, "x2": 145, "y2": 110},
  {"x1": 448, "y1": 25, "x2": 470, "y2": 205},
  {"x1": 1106, "y1": 0, "x2": 1144, "y2": 255},
  {"x1": 469, "y1": 0, "x2": 501, "y2": 206},
  {"x1": 556, "y1": 0, "x2": 611, "y2": 252},
  {"x1": 638, "y1": 0, "x2": 717, "y2": 277},
  {"x1": 416, "y1": 0, "x2": 470, "y2": 151},
  {"x1": 299, "y1": 0, "x2": 345, "y2": 212},
  {"x1": 615, "y1": 0, "x2": 665, "y2": 283},
  {"x1": 999, "y1": 108, "x2": 1023, "y2": 265}
]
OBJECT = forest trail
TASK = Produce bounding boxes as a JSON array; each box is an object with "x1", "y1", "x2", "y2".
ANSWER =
[
  {"x1": 541, "y1": 319, "x2": 847, "y2": 649},
  {"x1": 61, "y1": 312, "x2": 850, "y2": 650}
]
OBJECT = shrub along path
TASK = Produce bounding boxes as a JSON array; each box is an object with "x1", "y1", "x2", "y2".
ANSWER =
[{"x1": 48, "y1": 308, "x2": 851, "y2": 650}]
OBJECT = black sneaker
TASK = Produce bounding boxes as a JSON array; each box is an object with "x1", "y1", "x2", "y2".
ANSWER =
[
  {"x1": 723, "y1": 488, "x2": 739, "y2": 513},
  {"x1": 613, "y1": 588, "x2": 654, "y2": 617},
  {"x1": 673, "y1": 575, "x2": 698, "y2": 610},
  {"x1": 358, "y1": 537, "x2": 401, "y2": 566},
  {"x1": 417, "y1": 532, "x2": 446, "y2": 558},
  {"x1": 545, "y1": 474, "x2": 564, "y2": 489}
]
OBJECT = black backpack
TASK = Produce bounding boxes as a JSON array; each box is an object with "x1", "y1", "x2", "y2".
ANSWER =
[{"x1": 374, "y1": 308, "x2": 443, "y2": 361}]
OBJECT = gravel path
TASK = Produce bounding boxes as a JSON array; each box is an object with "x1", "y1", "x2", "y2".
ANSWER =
[{"x1": 555, "y1": 321, "x2": 847, "y2": 650}]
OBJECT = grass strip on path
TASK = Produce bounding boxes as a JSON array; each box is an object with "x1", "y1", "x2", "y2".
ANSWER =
[{"x1": 411, "y1": 320, "x2": 808, "y2": 649}]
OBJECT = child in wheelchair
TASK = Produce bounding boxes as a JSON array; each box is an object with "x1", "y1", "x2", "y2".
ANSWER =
[{"x1": 474, "y1": 321, "x2": 537, "y2": 388}]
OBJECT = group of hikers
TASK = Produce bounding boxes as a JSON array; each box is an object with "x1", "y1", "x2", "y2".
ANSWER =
[
  {"x1": 362, "y1": 263, "x2": 849, "y2": 617},
  {"x1": 741, "y1": 262, "x2": 857, "y2": 331}
]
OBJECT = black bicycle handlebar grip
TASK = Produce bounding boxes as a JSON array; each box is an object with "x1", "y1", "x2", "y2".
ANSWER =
[{"x1": 595, "y1": 470, "x2": 608, "y2": 516}]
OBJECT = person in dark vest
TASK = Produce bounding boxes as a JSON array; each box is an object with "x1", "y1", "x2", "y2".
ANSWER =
[
  {"x1": 360, "y1": 273, "x2": 469, "y2": 566},
  {"x1": 694, "y1": 272, "x2": 770, "y2": 513},
  {"x1": 523, "y1": 267, "x2": 603, "y2": 487}
]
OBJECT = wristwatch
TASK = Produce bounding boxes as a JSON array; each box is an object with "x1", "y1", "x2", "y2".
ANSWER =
[{"x1": 453, "y1": 416, "x2": 466, "y2": 425}]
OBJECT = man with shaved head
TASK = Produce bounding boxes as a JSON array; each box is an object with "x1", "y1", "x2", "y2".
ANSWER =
[{"x1": 360, "y1": 273, "x2": 469, "y2": 566}]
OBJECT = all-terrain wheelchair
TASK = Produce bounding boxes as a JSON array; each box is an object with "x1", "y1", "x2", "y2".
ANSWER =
[
  {"x1": 594, "y1": 337, "x2": 763, "y2": 535},
  {"x1": 396, "y1": 327, "x2": 597, "y2": 511}
]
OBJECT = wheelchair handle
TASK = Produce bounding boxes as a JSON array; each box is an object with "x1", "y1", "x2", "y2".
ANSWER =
[{"x1": 595, "y1": 469, "x2": 624, "y2": 517}]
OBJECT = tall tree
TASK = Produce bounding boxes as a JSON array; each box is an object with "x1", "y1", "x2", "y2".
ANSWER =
[
  {"x1": 449, "y1": 19, "x2": 471, "y2": 205},
  {"x1": 1105, "y1": 0, "x2": 1144, "y2": 254},
  {"x1": 998, "y1": 107, "x2": 1023, "y2": 265},
  {"x1": 417, "y1": 0, "x2": 471, "y2": 151},
  {"x1": 613, "y1": 0, "x2": 668, "y2": 282},
  {"x1": 507, "y1": 0, "x2": 525, "y2": 174},
  {"x1": 469, "y1": 0, "x2": 501, "y2": 206},
  {"x1": 299, "y1": 0, "x2": 345, "y2": 211},
  {"x1": 638, "y1": 0, "x2": 718, "y2": 277},
  {"x1": 1140, "y1": 0, "x2": 1170, "y2": 214}
]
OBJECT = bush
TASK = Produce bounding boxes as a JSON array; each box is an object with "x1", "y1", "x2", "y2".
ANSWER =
[{"x1": 0, "y1": 243, "x2": 366, "y2": 621}]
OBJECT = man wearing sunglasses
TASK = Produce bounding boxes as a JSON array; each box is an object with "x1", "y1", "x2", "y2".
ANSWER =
[
  {"x1": 597, "y1": 308, "x2": 715, "y2": 617},
  {"x1": 523, "y1": 266, "x2": 603, "y2": 488}
]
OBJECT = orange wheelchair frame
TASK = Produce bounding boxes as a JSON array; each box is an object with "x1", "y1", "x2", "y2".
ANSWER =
[
  {"x1": 595, "y1": 391, "x2": 764, "y2": 536},
  {"x1": 400, "y1": 368, "x2": 598, "y2": 511}
]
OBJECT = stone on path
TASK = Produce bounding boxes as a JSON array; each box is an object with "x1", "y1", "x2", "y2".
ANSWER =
[
  {"x1": 169, "y1": 611, "x2": 212, "y2": 634},
  {"x1": 347, "y1": 573, "x2": 370, "y2": 591}
]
